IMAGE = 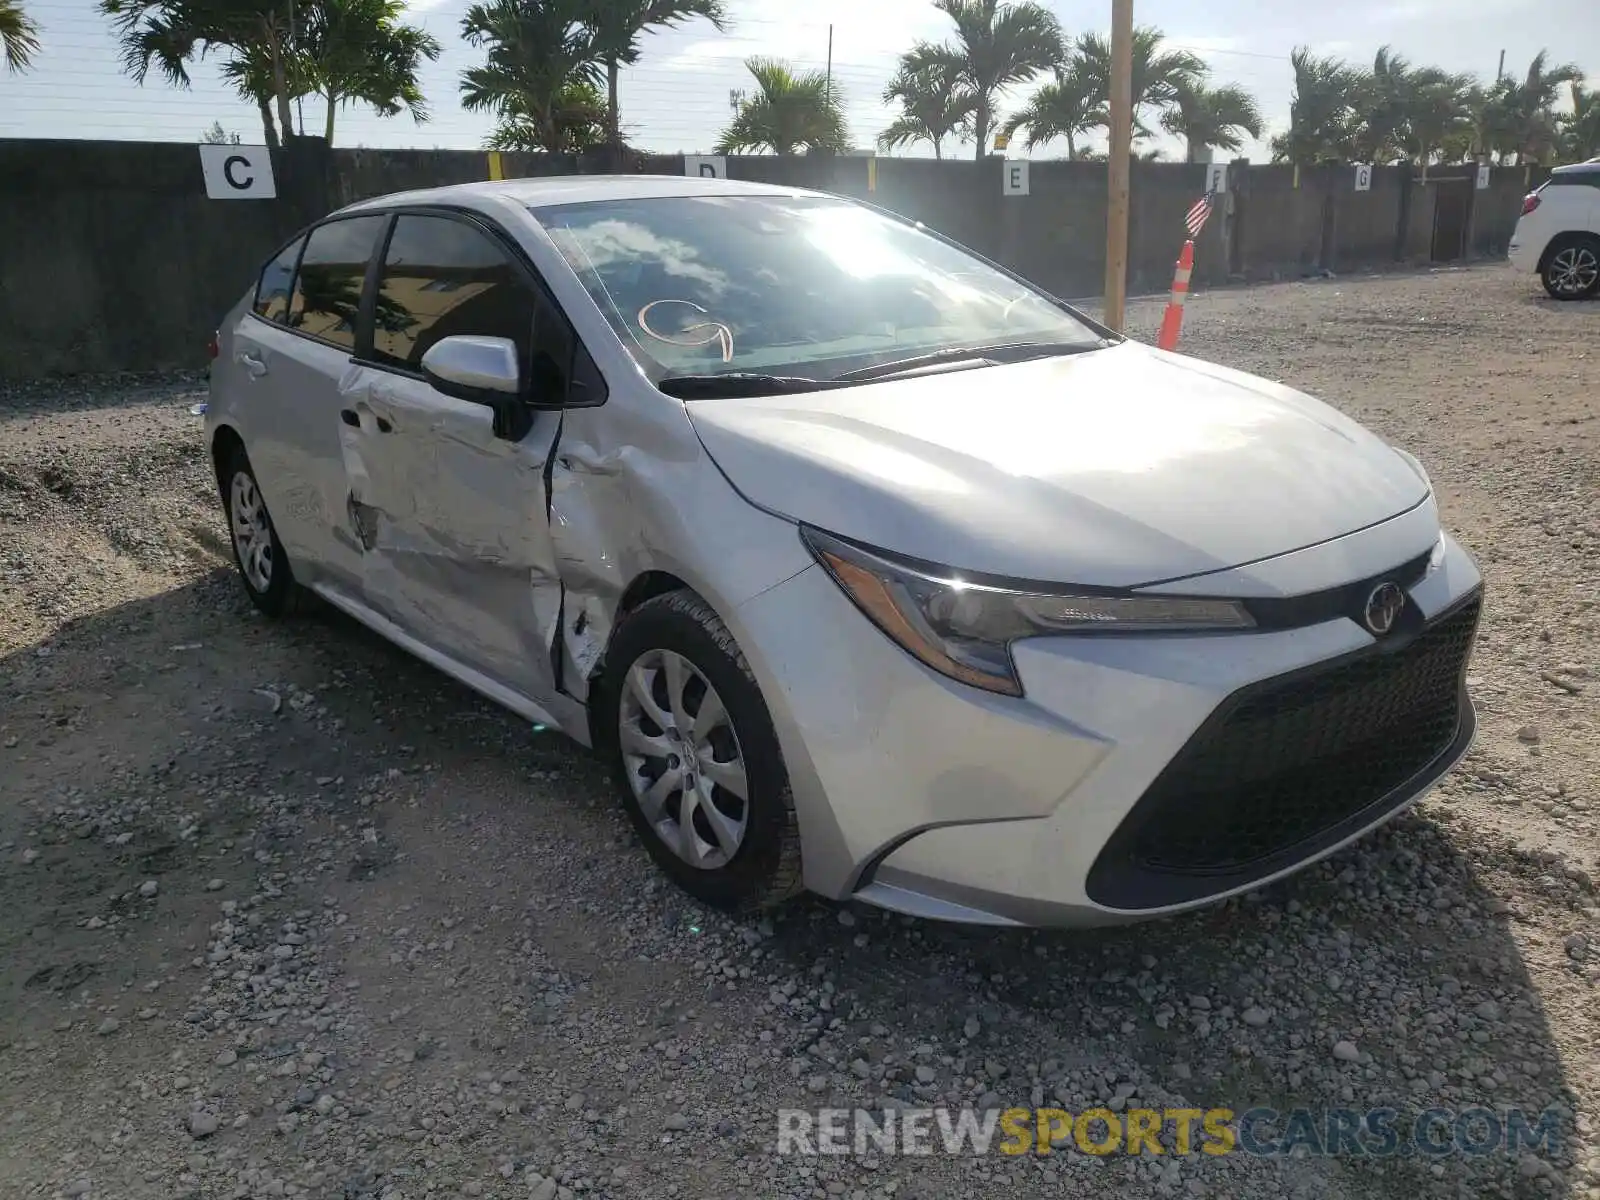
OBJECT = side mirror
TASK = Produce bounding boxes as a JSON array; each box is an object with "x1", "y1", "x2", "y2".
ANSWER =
[
  {"x1": 420, "y1": 335, "x2": 539, "y2": 441},
  {"x1": 420, "y1": 334, "x2": 521, "y2": 402}
]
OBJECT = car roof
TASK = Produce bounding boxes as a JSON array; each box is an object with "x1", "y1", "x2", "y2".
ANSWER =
[{"x1": 334, "y1": 173, "x2": 828, "y2": 217}]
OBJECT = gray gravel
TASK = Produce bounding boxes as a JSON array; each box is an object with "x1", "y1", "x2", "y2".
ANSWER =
[{"x1": 1, "y1": 263, "x2": 1597, "y2": 1200}]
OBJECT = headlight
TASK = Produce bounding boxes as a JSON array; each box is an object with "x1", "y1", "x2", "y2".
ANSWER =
[
  {"x1": 800, "y1": 527, "x2": 1255, "y2": 698},
  {"x1": 1426, "y1": 534, "x2": 1448, "y2": 575}
]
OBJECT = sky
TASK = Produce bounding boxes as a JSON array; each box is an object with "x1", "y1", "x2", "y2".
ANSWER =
[{"x1": 1, "y1": 0, "x2": 1596, "y2": 161}]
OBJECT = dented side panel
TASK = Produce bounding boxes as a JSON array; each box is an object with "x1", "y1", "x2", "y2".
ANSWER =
[
  {"x1": 544, "y1": 433, "x2": 635, "y2": 705},
  {"x1": 543, "y1": 400, "x2": 818, "y2": 707},
  {"x1": 338, "y1": 366, "x2": 566, "y2": 704}
]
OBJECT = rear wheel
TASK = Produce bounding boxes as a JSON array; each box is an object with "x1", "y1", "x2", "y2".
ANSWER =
[
  {"x1": 598, "y1": 590, "x2": 803, "y2": 913},
  {"x1": 222, "y1": 444, "x2": 309, "y2": 618},
  {"x1": 1541, "y1": 235, "x2": 1600, "y2": 300}
]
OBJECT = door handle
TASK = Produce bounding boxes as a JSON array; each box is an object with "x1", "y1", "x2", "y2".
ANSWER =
[{"x1": 237, "y1": 351, "x2": 268, "y2": 379}]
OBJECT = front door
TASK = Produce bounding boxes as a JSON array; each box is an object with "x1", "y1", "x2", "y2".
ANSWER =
[{"x1": 337, "y1": 210, "x2": 569, "y2": 703}]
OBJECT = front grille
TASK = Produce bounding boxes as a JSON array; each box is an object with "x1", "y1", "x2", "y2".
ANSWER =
[{"x1": 1086, "y1": 593, "x2": 1480, "y2": 909}]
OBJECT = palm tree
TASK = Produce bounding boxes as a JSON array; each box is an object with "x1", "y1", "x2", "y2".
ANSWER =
[
  {"x1": 1075, "y1": 26, "x2": 1205, "y2": 142},
  {"x1": 1271, "y1": 47, "x2": 1362, "y2": 164},
  {"x1": 298, "y1": 0, "x2": 439, "y2": 144},
  {"x1": 878, "y1": 51, "x2": 977, "y2": 159},
  {"x1": 917, "y1": 0, "x2": 1062, "y2": 162},
  {"x1": 1001, "y1": 61, "x2": 1104, "y2": 158},
  {"x1": 715, "y1": 57, "x2": 848, "y2": 155},
  {"x1": 1563, "y1": 83, "x2": 1600, "y2": 162},
  {"x1": 590, "y1": 0, "x2": 725, "y2": 151},
  {"x1": 484, "y1": 78, "x2": 606, "y2": 151},
  {"x1": 459, "y1": 0, "x2": 605, "y2": 156},
  {"x1": 1, "y1": 0, "x2": 40, "y2": 70},
  {"x1": 1474, "y1": 79, "x2": 1522, "y2": 163},
  {"x1": 218, "y1": 43, "x2": 291, "y2": 149},
  {"x1": 1496, "y1": 50, "x2": 1584, "y2": 163},
  {"x1": 1437, "y1": 83, "x2": 1486, "y2": 164},
  {"x1": 1160, "y1": 80, "x2": 1262, "y2": 163},
  {"x1": 101, "y1": 0, "x2": 302, "y2": 147},
  {"x1": 1350, "y1": 46, "x2": 1410, "y2": 163},
  {"x1": 1401, "y1": 68, "x2": 1475, "y2": 172}
]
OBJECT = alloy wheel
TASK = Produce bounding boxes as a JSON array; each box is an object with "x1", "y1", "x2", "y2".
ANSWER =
[
  {"x1": 1548, "y1": 245, "x2": 1599, "y2": 296},
  {"x1": 617, "y1": 649, "x2": 749, "y2": 870},
  {"x1": 230, "y1": 471, "x2": 274, "y2": 593}
]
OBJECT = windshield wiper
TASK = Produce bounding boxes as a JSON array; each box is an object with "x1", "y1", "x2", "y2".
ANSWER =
[
  {"x1": 656, "y1": 372, "x2": 831, "y2": 399},
  {"x1": 831, "y1": 339, "x2": 1106, "y2": 383}
]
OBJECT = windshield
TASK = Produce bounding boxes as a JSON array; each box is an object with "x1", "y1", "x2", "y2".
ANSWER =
[{"x1": 532, "y1": 194, "x2": 1106, "y2": 385}]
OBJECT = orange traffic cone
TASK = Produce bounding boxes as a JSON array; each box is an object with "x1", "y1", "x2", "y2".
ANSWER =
[{"x1": 1157, "y1": 240, "x2": 1195, "y2": 351}]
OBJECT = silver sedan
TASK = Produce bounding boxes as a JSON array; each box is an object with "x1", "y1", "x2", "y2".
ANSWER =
[{"x1": 205, "y1": 175, "x2": 1483, "y2": 927}]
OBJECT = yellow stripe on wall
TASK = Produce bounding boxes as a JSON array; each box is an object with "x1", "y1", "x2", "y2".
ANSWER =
[
  {"x1": 487, "y1": 151, "x2": 504, "y2": 181},
  {"x1": 868, "y1": 158, "x2": 877, "y2": 192}
]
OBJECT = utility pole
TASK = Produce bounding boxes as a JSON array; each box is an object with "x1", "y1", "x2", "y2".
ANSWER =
[
  {"x1": 826, "y1": 25, "x2": 834, "y2": 100},
  {"x1": 1496, "y1": 49, "x2": 1505, "y2": 82},
  {"x1": 1103, "y1": 0, "x2": 1134, "y2": 332},
  {"x1": 288, "y1": 0, "x2": 304, "y2": 138}
]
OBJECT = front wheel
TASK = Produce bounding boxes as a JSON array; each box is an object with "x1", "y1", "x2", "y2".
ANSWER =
[
  {"x1": 597, "y1": 590, "x2": 803, "y2": 913},
  {"x1": 1541, "y1": 235, "x2": 1600, "y2": 300}
]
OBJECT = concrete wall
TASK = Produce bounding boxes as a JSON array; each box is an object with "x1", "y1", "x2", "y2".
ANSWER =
[
  {"x1": 0, "y1": 141, "x2": 290, "y2": 379},
  {"x1": 0, "y1": 138, "x2": 1539, "y2": 381}
]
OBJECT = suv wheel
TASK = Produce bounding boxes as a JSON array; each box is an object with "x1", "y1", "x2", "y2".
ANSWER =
[
  {"x1": 597, "y1": 590, "x2": 803, "y2": 913},
  {"x1": 222, "y1": 444, "x2": 309, "y2": 618},
  {"x1": 1541, "y1": 235, "x2": 1600, "y2": 300}
]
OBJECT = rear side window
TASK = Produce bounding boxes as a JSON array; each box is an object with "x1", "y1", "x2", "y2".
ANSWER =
[
  {"x1": 1548, "y1": 171, "x2": 1600, "y2": 189},
  {"x1": 253, "y1": 236, "x2": 305, "y2": 323},
  {"x1": 371, "y1": 215, "x2": 536, "y2": 371},
  {"x1": 290, "y1": 215, "x2": 388, "y2": 351}
]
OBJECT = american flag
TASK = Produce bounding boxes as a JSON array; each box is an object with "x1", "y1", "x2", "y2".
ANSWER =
[{"x1": 1184, "y1": 190, "x2": 1216, "y2": 239}]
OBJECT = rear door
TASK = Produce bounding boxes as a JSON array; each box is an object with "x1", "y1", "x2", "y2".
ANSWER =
[
  {"x1": 231, "y1": 214, "x2": 389, "y2": 595},
  {"x1": 336, "y1": 209, "x2": 586, "y2": 704}
]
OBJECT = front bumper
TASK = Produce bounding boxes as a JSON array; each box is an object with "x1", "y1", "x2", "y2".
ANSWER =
[{"x1": 728, "y1": 519, "x2": 1483, "y2": 928}]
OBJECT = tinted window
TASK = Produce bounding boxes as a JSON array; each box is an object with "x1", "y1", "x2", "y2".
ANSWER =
[
  {"x1": 535, "y1": 195, "x2": 1103, "y2": 383},
  {"x1": 1549, "y1": 171, "x2": 1600, "y2": 189},
  {"x1": 290, "y1": 215, "x2": 387, "y2": 351},
  {"x1": 372, "y1": 215, "x2": 536, "y2": 371},
  {"x1": 254, "y1": 235, "x2": 304, "y2": 323}
]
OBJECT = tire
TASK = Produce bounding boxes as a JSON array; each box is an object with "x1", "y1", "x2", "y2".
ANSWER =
[
  {"x1": 1540, "y1": 234, "x2": 1600, "y2": 301},
  {"x1": 597, "y1": 589, "x2": 803, "y2": 913},
  {"x1": 221, "y1": 444, "x2": 310, "y2": 618}
]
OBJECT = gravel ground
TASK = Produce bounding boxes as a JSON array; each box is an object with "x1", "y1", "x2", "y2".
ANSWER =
[{"x1": 1, "y1": 262, "x2": 1596, "y2": 1200}]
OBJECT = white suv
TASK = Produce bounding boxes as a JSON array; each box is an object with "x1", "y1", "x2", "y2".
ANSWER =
[{"x1": 1510, "y1": 161, "x2": 1600, "y2": 300}]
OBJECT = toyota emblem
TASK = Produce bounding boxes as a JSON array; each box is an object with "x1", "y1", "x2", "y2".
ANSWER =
[{"x1": 1363, "y1": 582, "x2": 1406, "y2": 636}]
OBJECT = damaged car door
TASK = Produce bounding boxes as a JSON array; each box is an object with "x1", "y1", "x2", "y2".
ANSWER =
[
  {"x1": 337, "y1": 210, "x2": 583, "y2": 705},
  {"x1": 237, "y1": 214, "x2": 389, "y2": 593}
]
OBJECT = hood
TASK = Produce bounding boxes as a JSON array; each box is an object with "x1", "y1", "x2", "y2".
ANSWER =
[{"x1": 686, "y1": 342, "x2": 1431, "y2": 588}]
